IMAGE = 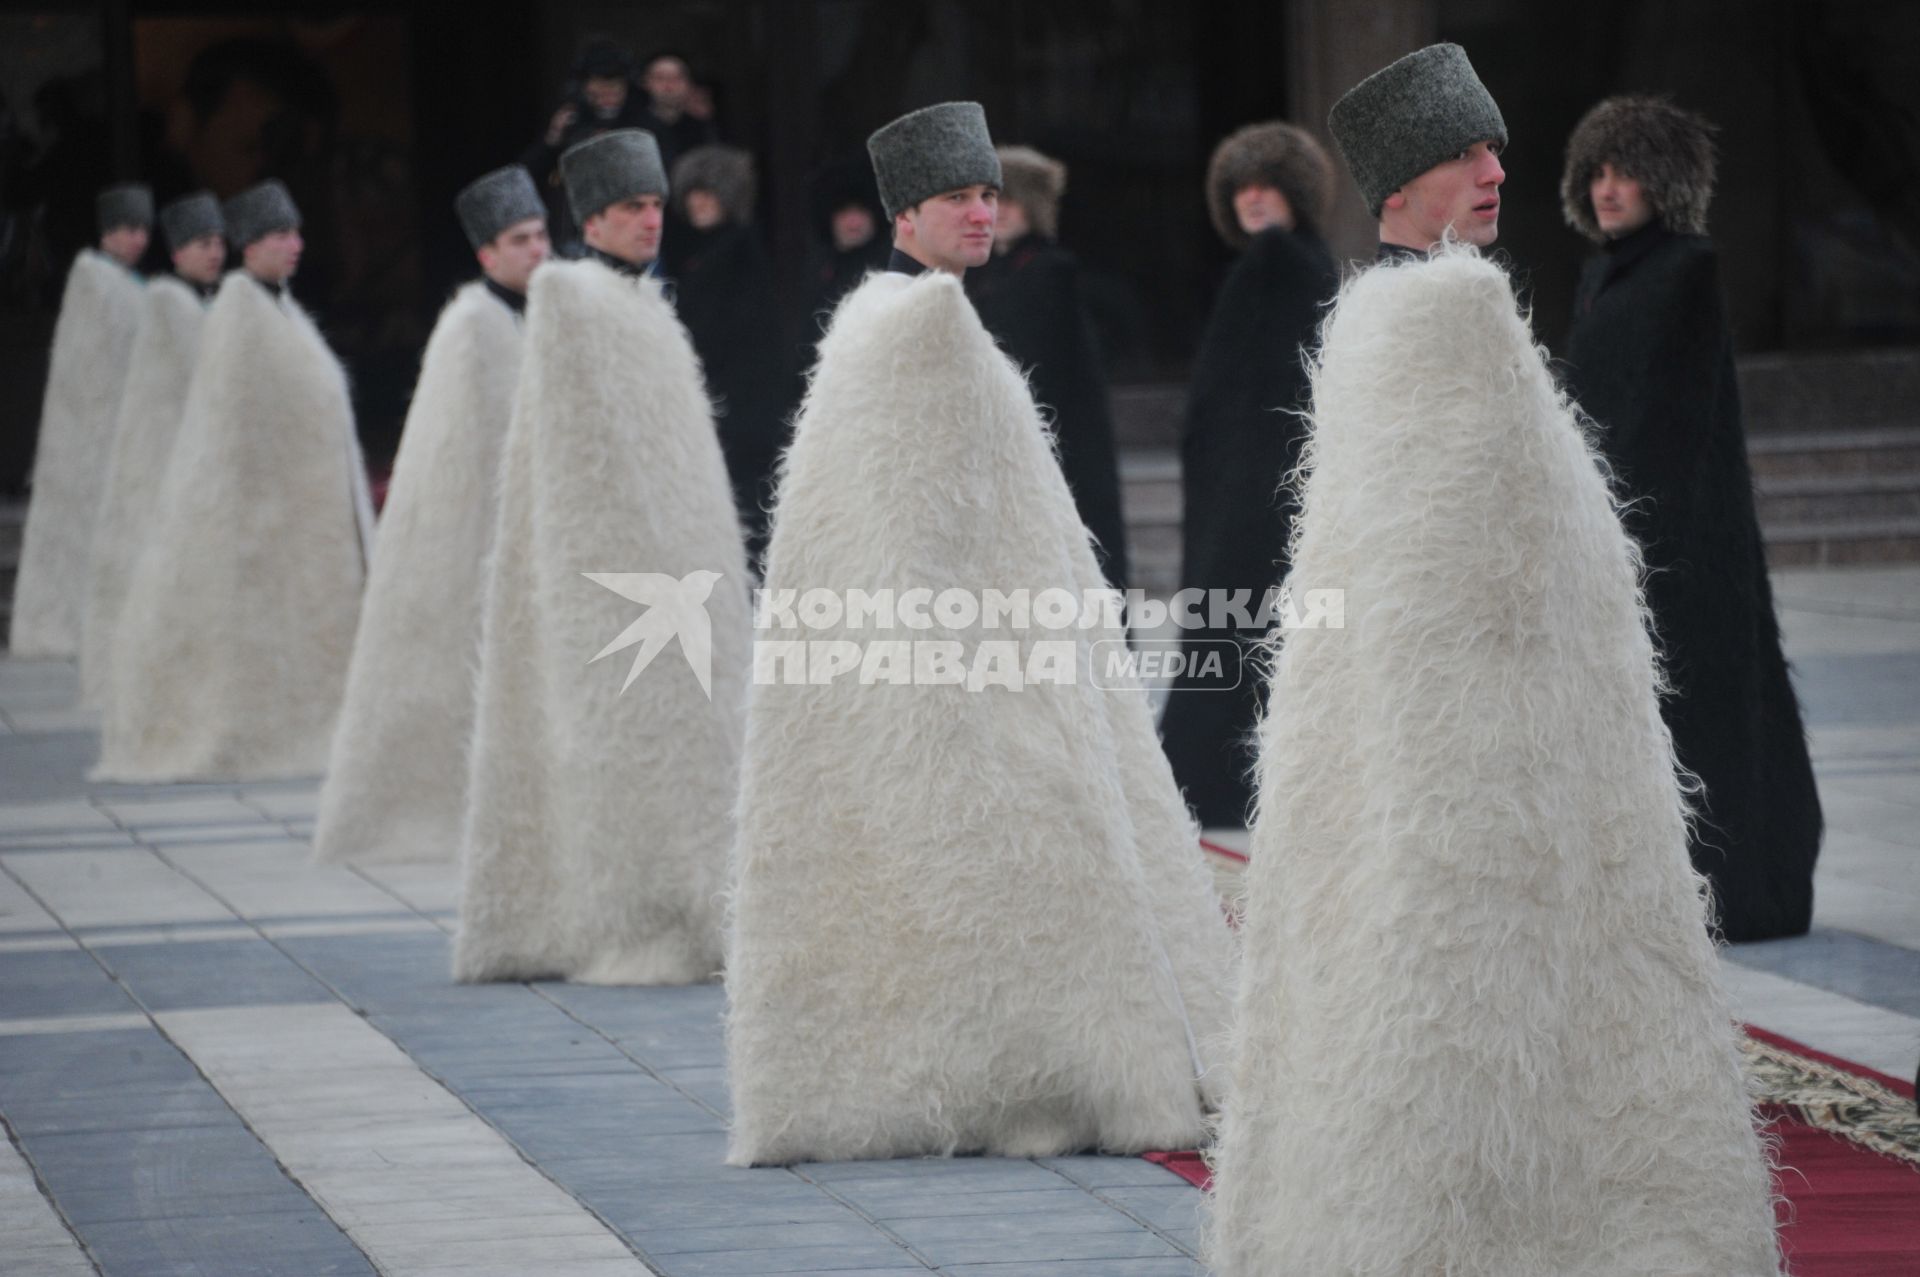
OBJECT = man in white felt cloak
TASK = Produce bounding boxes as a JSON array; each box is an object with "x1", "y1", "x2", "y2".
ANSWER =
[
  {"x1": 94, "y1": 180, "x2": 374, "y2": 783},
  {"x1": 78, "y1": 192, "x2": 226, "y2": 708},
  {"x1": 724, "y1": 103, "x2": 1235, "y2": 1168},
  {"x1": 313, "y1": 166, "x2": 549, "y2": 866},
  {"x1": 1203, "y1": 45, "x2": 1777, "y2": 1277},
  {"x1": 452, "y1": 129, "x2": 751, "y2": 986},
  {"x1": 10, "y1": 183, "x2": 150, "y2": 657}
]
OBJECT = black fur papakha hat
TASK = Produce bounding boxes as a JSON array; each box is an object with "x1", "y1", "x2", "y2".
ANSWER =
[
  {"x1": 96, "y1": 182, "x2": 153, "y2": 234},
  {"x1": 456, "y1": 165, "x2": 546, "y2": 251},
  {"x1": 1329, "y1": 43, "x2": 1507, "y2": 217},
  {"x1": 1205, "y1": 122, "x2": 1335, "y2": 249},
  {"x1": 867, "y1": 102, "x2": 1001, "y2": 220},
  {"x1": 224, "y1": 180, "x2": 302, "y2": 248},
  {"x1": 1561, "y1": 95, "x2": 1718, "y2": 243},
  {"x1": 561, "y1": 129, "x2": 667, "y2": 225},
  {"x1": 995, "y1": 146, "x2": 1067, "y2": 241},
  {"x1": 671, "y1": 145, "x2": 757, "y2": 224},
  {"x1": 158, "y1": 192, "x2": 223, "y2": 251}
]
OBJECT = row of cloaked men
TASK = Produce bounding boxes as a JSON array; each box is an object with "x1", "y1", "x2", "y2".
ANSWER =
[{"x1": 12, "y1": 44, "x2": 1784, "y2": 1277}]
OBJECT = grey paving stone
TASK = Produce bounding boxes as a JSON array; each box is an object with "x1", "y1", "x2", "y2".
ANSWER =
[
  {"x1": 1725, "y1": 925, "x2": 1920, "y2": 1017},
  {"x1": 852, "y1": 1186, "x2": 1099, "y2": 1222},
  {"x1": 20, "y1": 1125, "x2": 313, "y2": 1225},
  {"x1": 0, "y1": 947, "x2": 142, "y2": 1019},
  {"x1": 656, "y1": 1241, "x2": 925, "y2": 1274},
  {"x1": 608, "y1": 1218, "x2": 886, "y2": 1256},
  {"x1": 941, "y1": 1262, "x2": 1200, "y2": 1276},
  {"x1": 806, "y1": 1159, "x2": 1068, "y2": 1194},
  {"x1": 1093, "y1": 1184, "x2": 1204, "y2": 1232},
  {"x1": 591, "y1": 1180, "x2": 860, "y2": 1232},
  {"x1": 2, "y1": 1082, "x2": 235, "y2": 1136},
  {"x1": 891, "y1": 1219, "x2": 1180, "y2": 1267},
  {"x1": 887, "y1": 1203, "x2": 1138, "y2": 1247},
  {"x1": 80, "y1": 1210, "x2": 372, "y2": 1276},
  {"x1": 0, "y1": 1029, "x2": 199, "y2": 1101},
  {"x1": 1038, "y1": 1155, "x2": 1195, "y2": 1189},
  {"x1": 91, "y1": 938, "x2": 335, "y2": 1011}
]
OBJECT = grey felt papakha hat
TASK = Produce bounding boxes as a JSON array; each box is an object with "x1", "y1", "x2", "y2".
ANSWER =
[
  {"x1": 560, "y1": 129, "x2": 668, "y2": 225},
  {"x1": 456, "y1": 164, "x2": 547, "y2": 250},
  {"x1": 158, "y1": 192, "x2": 224, "y2": 250},
  {"x1": 1328, "y1": 43, "x2": 1507, "y2": 217},
  {"x1": 223, "y1": 180, "x2": 302, "y2": 248},
  {"x1": 96, "y1": 182, "x2": 153, "y2": 234},
  {"x1": 867, "y1": 102, "x2": 1001, "y2": 220}
]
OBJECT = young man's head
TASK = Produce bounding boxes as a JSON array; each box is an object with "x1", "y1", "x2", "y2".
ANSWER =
[
  {"x1": 158, "y1": 191, "x2": 226, "y2": 286},
  {"x1": 562, "y1": 129, "x2": 669, "y2": 268},
  {"x1": 456, "y1": 164, "x2": 551, "y2": 294},
  {"x1": 831, "y1": 202, "x2": 877, "y2": 252},
  {"x1": 1560, "y1": 96, "x2": 1719, "y2": 246},
  {"x1": 96, "y1": 183, "x2": 153, "y2": 267},
  {"x1": 1204, "y1": 122, "x2": 1334, "y2": 251},
  {"x1": 867, "y1": 101, "x2": 1003, "y2": 276},
  {"x1": 223, "y1": 180, "x2": 304, "y2": 284},
  {"x1": 993, "y1": 146, "x2": 1066, "y2": 254},
  {"x1": 573, "y1": 37, "x2": 634, "y2": 120},
  {"x1": 1330, "y1": 43, "x2": 1509, "y2": 251}
]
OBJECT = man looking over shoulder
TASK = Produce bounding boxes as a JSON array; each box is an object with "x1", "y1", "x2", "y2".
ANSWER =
[
  {"x1": 1328, "y1": 42, "x2": 1507, "y2": 260},
  {"x1": 874, "y1": 105, "x2": 1000, "y2": 278}
]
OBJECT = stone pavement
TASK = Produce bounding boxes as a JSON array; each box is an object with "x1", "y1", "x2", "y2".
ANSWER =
[{"x1": 1, "y1": 566, "x2": 1916, "y2": 1276}]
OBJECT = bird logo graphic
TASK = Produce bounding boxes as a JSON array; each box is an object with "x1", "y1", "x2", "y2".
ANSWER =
[{"x1": 582, "y1": 570, "x2": 724, "y2": 698}]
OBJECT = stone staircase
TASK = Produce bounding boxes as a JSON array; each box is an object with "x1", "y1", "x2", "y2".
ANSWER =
[{"x1": 1114, "y1": 349, "x2": 1920, "y2": 593}]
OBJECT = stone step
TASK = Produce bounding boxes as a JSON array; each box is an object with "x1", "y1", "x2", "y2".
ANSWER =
[
  {"x1": 1747, "y1": 427, "x2": 1920, "y2": 479},
  {"x1": 1756, "y1": 472, "x2": 1920, "y2": 525},
  {"x1": 1738, "y1": 347, "x2": 1920, "y2": 436},
  {"x1": 1764, "y1": 518, "x2": 1920, "y2": 567}
]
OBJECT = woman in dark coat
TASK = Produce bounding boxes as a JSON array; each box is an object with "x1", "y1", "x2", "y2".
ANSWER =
[
  {"x1": 1157, "y1": 122, "x2": 1341, "y2": 829},
  {"x1": 1561, "y1": 96, "x2": 1821, "y2": 942},
  {"x1": 967, "y1": 146, "x2": 1129, "y2": 591},
  {"x1": 664, "y1": 145, "x2": 797, "y2": 568}
]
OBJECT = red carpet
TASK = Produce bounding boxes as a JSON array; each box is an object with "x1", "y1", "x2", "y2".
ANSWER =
[{"x1": 1148, "y1": 1028, "x2": 1920, "y2": 1272}]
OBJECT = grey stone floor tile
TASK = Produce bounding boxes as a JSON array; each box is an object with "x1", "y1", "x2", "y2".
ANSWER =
[
  {"x1": 852, "y1": 1186, "x2": 1097, "y2": 1222},
  {"x1": 657, "y1": 1241, "x2": 925, "y2": 1274},
  {"x1": 1725, "y1": 926, "x2": 1920, "y2": 1017},
  {"x1": 79, "y1": 1210, "x2": 372, "y2": 1276},
  {"x1": 91, "y1": 938, "x2": 335, "y2": 1011},
  {"x1": 1093, "y1": 1185, "x2": 1204, "y2": 1232},
  {"x1": 20, "y1": 1125, "x2": 310, "y2": 1224},
  {"x1": 635, "y1": 1219, "x2": 885, "y2": 1256},
  {"x1": 0, "y1": 1028, "x2": 200, "y2": 1099},
  {"x1": 0, "y1": 946, "x2": 142, "y2": 1019},
  {"x1": 1037, "y1": 1156, "x2": 1193, "y2": 1189},
  {"x1": 940, "y1": 1262, "x2": 1200, "y2": 1276},
  {"x1": 3, "y1": 1082, "x2": 235, "y2": 1136},
  {"x1": 887, "y1": 1205, "x2": 1138, "y2": 1248},
  {"x1": 899, "y1": 1223, "x2": 1180, "y2": 1267}
]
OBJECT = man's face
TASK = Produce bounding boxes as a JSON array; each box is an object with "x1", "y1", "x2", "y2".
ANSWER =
[
  {"x1": 100, "y1": 224, "x2": 149, "y2": 267},
  {"x1": 831, "y1": 204, "x2": 875, "y2": 252},
  {"x1": 242, "y1": 227, "x2": 303, "y2": 283},
  {"x1": 992, "y1": 197, "x2": 1030, "y2": 250},
  {"x1": 1233, "y1": 183, "x2": 1295, "y2": 237},
  {"x1": 171, "y1": 233, "x2": 226, "y2": 285},
  {"x1": 895, "y1": 184, "x2": 998, "y2": 275},
  {"x1": 644, "y1": 58, "x2": 692, "y2": 111},
  {"x1": 477, "y1": 217, "x2": 550, "y2": 294},
  {"x1": 684, "y1": 189, "x2": 724, "y2": 230},
  {"x1": 584, "y1": 194, "x2": 664, "y2": 266},
  {"x1": 583, "y1": 75, "x2": 627, "y2": 118},
  {"x1": 1590, "y1": 162, "x2": 1654, "y2": 239},
  {"x1": 1381, "y1": 139, "x2": 1505, "y2": 249}
]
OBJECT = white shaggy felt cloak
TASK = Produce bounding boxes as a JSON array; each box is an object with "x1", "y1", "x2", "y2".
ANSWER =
[
  {"x1": 452, "y1": 258, "x2": 750, "y2": 986},
  {"x1": 313, "y1": 283, "x2": 524, "y2": 866},
  {"x1": 11, "y1": 251, "x2": 144, "y2": 656},
  {"x1": 93, "y1": 273, "x2": 372, "y2": 782},
  {"x1": 78, "y1": 275, "x2": 208, "y2": 707},
  {"x1": 724, "y1": 271, "x2": 1234, "y2": 1167},
  {"x1": 1203, "y1": 248, "x2": 1777, "y2": 1276}
]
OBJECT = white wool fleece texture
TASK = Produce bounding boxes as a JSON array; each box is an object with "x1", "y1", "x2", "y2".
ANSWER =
[
  {"x1": 79, "y1": 275, "x2": 206, "y2": 707},
  {"x1": 453, "y1": 258, "x2": 750, "y2": 987},
  {"x1": 93, "y1": 273, "x2": 371, "y2": 783},
  {"x1": 724, "y1": 270, "x2": 1235, "y2": 1167},
  {"x1": 1203, "y1": 247, "x2": 1778, "y2": 1276},
  {"x1": 12, "y1": 251, "x2": 144, "y2": 657},
  {"x1": 314, "y1": 284, "x2": 524, "y2": 866}
]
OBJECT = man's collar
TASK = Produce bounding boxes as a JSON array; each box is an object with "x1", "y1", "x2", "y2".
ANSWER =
[
  {"x1": 886, "y1": 246, "x2": 929, "y2": 277},
  {"x1": 177, "y1": 273, "x2": 219, "y2": 300},
  {"x1": 482, "y1": 275, "x2": 528, "y2": 314},
  {"x1": 1376, "y1": 240, "x2": 1426, "y2": 263},
  {"x1": 244, "y1": 272, "x2": 286, "y2": 299},
  {"x1": 586, "y1": 246, "x2": 656, "y2": 280}
]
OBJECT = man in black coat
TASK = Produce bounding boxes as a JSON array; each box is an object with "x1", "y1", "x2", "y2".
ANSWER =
[
  {"x1": 664, "y1": 144, "x2": 794, "y2": 568},
  {"x1": 1561, "y1": 95, "x2": 1822, "y2": 943},
  {"x1": 1157, "y1": 122, "x2": 1341, "y2": 829},
  {"x1": 967, "y1": 145, "x2": 1128, "y2": 591}
]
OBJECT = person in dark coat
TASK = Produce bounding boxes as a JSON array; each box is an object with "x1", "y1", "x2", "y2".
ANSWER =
[
  {"x1": 664, "y1": 144, "x2": 794, "y2": 567},
  {"x1": 1158, "y1": 122, "x2": 1342, "y2": 829},
  {"x1": 1561, "y1": 95, "x2": 1822, "y2": 942},
  {"x1": 801, "y1": 155, "x2": 892, "y2": 333},
  {"x1": 967, "y1": 145, "x2": 1129, "y2": 591}
]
